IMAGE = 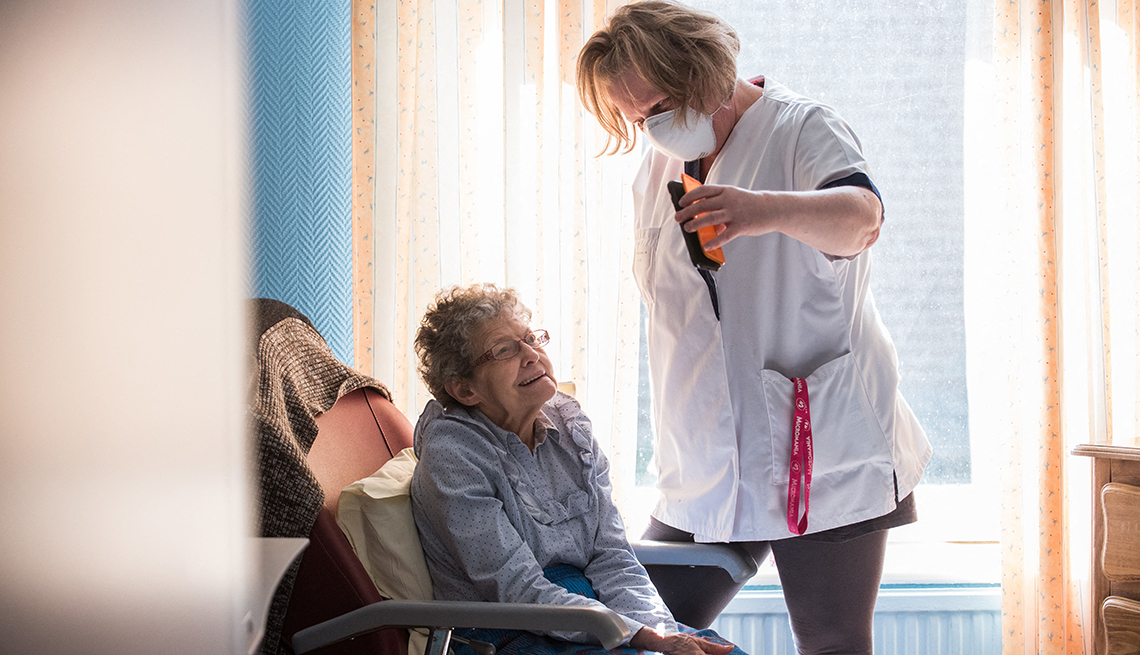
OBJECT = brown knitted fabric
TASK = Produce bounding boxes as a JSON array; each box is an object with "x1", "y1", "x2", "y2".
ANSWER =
[{"x1": 248, "y1": 299, "x2": 391, "y2": 655}]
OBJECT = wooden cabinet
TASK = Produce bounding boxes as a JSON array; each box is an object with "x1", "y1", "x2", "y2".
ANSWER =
[{"x1": 1073, "y1": 445, "x2": 1140, "y2": 655}]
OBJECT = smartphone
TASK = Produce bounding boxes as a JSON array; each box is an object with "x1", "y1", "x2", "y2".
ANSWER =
[{"x1": 667, "y1": 174, "x2": 725, "y2": 271}]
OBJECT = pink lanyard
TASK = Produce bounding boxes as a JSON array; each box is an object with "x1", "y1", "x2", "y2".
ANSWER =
[{"x1": 787, "y1": 377, "x2": 814, "y2": 536}]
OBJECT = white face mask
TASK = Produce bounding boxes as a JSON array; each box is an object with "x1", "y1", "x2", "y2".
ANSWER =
[{"x1": 641, "y1": 108, "x2": 718, "y2": 161}]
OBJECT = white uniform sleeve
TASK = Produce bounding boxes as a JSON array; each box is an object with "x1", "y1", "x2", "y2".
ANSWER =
[{"x1": 791, "y1": 106, "x2": 873, "y2": 192}]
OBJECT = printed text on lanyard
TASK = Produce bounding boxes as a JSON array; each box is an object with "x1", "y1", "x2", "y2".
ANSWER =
[{"x1": 787, "y1": 377, "x2": 814, "y2": 535}]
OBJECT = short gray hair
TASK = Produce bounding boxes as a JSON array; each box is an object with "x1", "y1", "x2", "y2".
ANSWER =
[{"x1": 415, "y1": 283, "x2": 531, "y2": 407}]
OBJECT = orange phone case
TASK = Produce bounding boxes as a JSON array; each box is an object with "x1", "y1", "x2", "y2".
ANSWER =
[{"x1": 680, "y1": 173, "x2": 726, "y2": 266}]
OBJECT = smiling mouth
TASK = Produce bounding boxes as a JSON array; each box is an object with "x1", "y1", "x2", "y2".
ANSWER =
[{"x1": 520, "y1": 373, "x2": 547, "y2": 387}]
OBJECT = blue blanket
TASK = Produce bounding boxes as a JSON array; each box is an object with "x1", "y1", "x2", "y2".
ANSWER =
[{"x1": 451, "y1": 564, "x2": 748, "y2": 655}]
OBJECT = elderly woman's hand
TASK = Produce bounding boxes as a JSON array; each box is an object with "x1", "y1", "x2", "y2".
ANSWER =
[
  {"x1": 629, "y1": 627, "x2": 736, "y2": 655},
  {"x1": 673, "y1": 182, "x2": 882, "y2": 258}
]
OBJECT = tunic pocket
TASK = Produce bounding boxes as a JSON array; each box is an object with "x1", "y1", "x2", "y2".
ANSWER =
[
  {"x1": 762, "y1": 352, "x2": 892, "y2": 486},
  {"x1": 633, "y1": 227, "x2": 661, "y2": 306}
]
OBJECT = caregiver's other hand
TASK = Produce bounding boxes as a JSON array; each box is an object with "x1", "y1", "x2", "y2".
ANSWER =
[
  {"x1": 629, "y1": 627, "x2": 736, "y2": 655},
  {"x1": 674, "y1": 183, "x2": 881, "y2": 257}
]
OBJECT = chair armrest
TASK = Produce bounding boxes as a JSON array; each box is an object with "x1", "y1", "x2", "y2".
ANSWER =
[
  {"x1": 632, "y1": 541, "x2": 759, "y2": 584},
  {"x1": 291, "y1": 599, "x2": 632, "y2": 653}
]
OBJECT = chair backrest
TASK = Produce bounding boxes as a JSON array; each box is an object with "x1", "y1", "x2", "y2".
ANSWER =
[{"x1": 278, "y1": 387, "x2": 415, "y2": 655}]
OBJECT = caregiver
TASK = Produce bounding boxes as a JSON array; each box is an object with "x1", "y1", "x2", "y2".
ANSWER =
[{"x1": 576, "y1": 3, "x2": 933, "y2": 653}]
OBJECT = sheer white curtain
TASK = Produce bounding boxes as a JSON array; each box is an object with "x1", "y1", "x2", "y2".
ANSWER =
[
  {"x1": 966, "y1": 0, "x2": 1140, "y2": 652},
  {"x1": 362, "y1": 0, "x2": 646, "y2": 507},
  {"x1": 1053, "y1": 0, "x2": 1140, "y2": 451}
]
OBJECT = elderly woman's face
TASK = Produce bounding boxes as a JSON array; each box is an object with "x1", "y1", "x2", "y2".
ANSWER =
[{"x1": 460, "y1": 313, "x2": 557, "y2": 431}]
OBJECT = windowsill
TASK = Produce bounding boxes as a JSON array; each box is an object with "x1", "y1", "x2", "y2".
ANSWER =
[
  {"x1": 723, "y1": 542, "x2": 1000, "y2": 619},
  {"x1": 743, "y1": 539, "x2": 1000, "y2": 587},
  {"x1": 718, "y1": 579, "x2": 1001, "y2": 617},
  {"x1": 622, "y1": 486, "x2": 1001, "y2": 588},
  {"x1": 883, "y1": 540, "x2": 1001, "y2": 585}
]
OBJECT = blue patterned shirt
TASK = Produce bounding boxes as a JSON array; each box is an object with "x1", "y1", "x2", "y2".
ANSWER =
[{"x1": 410, "y1": 393, "x2": 678, "y2": 644}]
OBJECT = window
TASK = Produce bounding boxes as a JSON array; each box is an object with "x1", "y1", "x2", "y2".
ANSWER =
[{"x1": 631, "y1": 0, "x2": 999, "y2": 580}]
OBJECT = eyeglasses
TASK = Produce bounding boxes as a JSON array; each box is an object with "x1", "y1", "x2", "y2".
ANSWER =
[{"x1": 473, "y1": 329, "x2": 550, "y2": 367}]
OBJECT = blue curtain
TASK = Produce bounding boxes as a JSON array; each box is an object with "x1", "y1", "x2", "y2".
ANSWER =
[{"x1": 248, "y1": 0, "x2": 353, "y2": 366}]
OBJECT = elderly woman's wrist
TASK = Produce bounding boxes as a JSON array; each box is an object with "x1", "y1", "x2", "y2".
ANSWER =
[{"x1": 629, "y1": 626, "x2": 664, "y2": 650}]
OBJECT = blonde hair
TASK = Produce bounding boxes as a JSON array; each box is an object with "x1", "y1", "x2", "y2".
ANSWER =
[
  {"x1": 577, "y1": 0, "x2": 740, "y2": 155},
  {"x1": 415, "y1": 283, "x2": 531, "y2": 407}
]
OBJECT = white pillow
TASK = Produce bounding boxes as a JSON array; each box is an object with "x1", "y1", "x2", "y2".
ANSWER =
[{"x1": 337, "y1": 447, "x2": 432, "y2": 653}]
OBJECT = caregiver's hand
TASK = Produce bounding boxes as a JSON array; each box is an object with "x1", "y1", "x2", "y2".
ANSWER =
[
  {"x1": 629, "y1": 627, "x2": 736, "y2": 655},
  {"x1": 674, "y1": 183, "x2": 882, "y2": 258}
]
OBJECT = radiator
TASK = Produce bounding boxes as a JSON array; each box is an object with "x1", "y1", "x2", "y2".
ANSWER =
[{"x1": 707, "y1": 584, "x2": 1002, "y2": 654}]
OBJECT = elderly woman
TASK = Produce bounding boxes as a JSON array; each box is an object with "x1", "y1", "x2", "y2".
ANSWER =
[{"x1": 410, "y1": 283, "x2": 745, "y2": 655}]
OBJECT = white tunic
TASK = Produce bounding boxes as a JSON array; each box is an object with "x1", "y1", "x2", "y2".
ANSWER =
[{"x1": 632, "y1": 81, "x2": 932, "y2": 542}]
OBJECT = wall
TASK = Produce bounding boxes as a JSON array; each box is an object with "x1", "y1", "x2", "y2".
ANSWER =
[
  {"x1": 248, "y1": 0, "x2": 354, "y2": 366},
  {"x1": 0, "y1": 1, "x2": 250, "y2": 653}
]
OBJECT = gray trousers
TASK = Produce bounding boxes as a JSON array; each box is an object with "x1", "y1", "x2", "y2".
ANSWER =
[{"x1": 643, "y1": 517, "x2": 889, "y2": 655}]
